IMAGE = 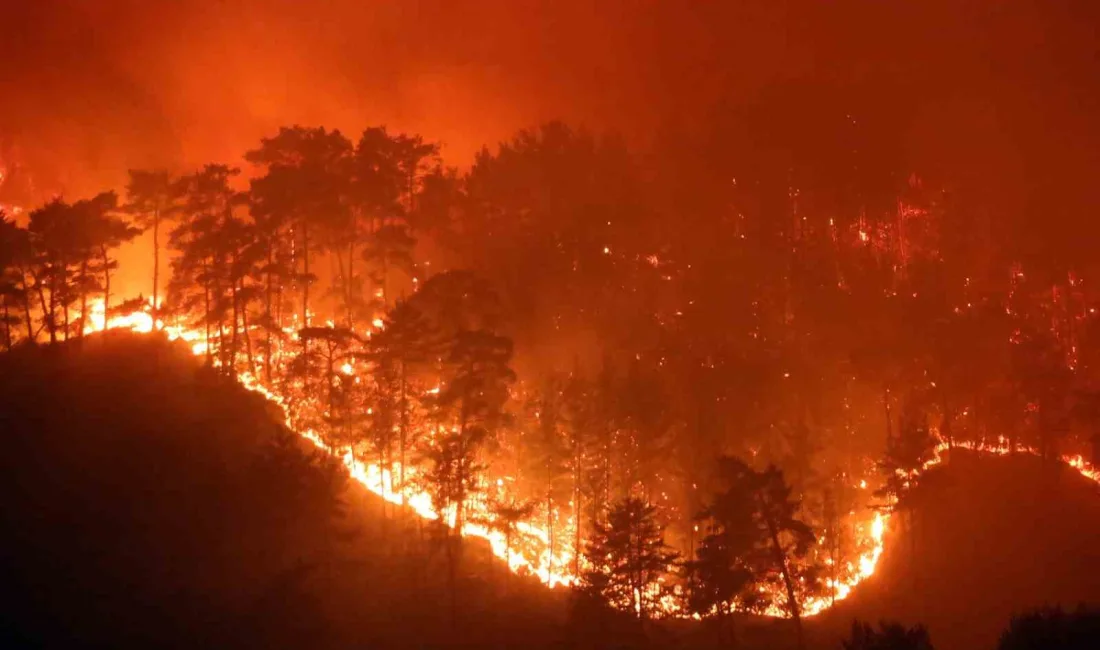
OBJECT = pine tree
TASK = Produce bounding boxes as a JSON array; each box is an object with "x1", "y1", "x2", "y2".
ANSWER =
[
  {"x1": 370, "y1": 299, "x2": 437, "y2": 499},
  {"x1": 697, "y1": 457, "x2": 818, "y2": 648},
  {"x1": 123, "y1": 169, "x2": 176, "y2": 322},
  {"x1": 0, "y1": 213, "x2": 30, "y2": 346},
  {"x1": 581, "y1": 496, "x2": 679, "y2": 620},
  {"x1": 685, "y1": 466, "x2": 758, "y2": 638},
  {"x1": 876, "y1": 402, "x2": 937, "y2": 507}
]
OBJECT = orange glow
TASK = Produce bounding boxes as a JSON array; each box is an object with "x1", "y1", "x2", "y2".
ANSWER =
[{"x1": 88, "y1": 301, "x2": 1100, "y2": 619}]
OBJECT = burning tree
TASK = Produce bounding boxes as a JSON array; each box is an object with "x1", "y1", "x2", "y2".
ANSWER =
[
  {"x1": 692, "y1": 457, "x2": 818, "y2": 648},
  {"x1": 486, "y1": 496, "x2": 537, "y2": 578},
  {"x1": 369, "y1": 299, "x2": 437, "y2": 498},
  {"x1": 434, "y1": 329, "x2": 515, "y2": 531},
  {"x1": 245, "y1": 126, "x2": 352, "y2": 327},
  {"x1": 24, "y1": 193, "x2": 138, "y2": 342},
  {"x1": 581, "y1": 496, "x2": 679, "y2": 620},
  {"x1": 0, "y1": 212, "x2": 31, "y2": 347},
  {"x1": 167, "y1": 165, "x2": 251, "y2": 369},
  {"x1": 123, "y1": 169, "x2": 177, "y2": 321},
  {"x1": 685, "y1": 469, "x2": 758, "y2": 643},
  {"x1": 876, "y1": 403, "x2": 937, "y2": 507}
]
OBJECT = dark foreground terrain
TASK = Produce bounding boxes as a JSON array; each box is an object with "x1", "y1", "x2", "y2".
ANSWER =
[
  {"x1": 1, "y1": 334, "x2": 1098, "y2": 649},
  {"x1": 812, "y1": 452, "x2": 1100, "y2": 650},
  {"x1": 0, "y1": 333, "x2": 574, "y2": 649}
]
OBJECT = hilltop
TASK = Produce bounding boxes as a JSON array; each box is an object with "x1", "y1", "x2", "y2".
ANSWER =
[{"x1": 810, "y1": 451, "x2": 1100, "y2": 650}]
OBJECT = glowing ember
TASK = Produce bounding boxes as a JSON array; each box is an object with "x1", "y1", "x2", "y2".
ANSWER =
[{"x1": 86, "y1": 300, "x2": 1100, "y2": 620}]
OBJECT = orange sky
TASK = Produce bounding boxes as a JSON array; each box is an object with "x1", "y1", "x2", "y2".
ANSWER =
[{"x1": 3, "y1": 1, "x2": 1099, "y2": 296}]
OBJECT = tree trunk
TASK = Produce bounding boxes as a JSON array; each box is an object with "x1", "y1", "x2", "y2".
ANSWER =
[
  {"x1": 379, "y1": 446, "x2": 388, "y2": 522},
  {"x1": 37, "y1": 271, "x2": 54, "y2": 343},
  {"x1": 230, "y1": 265, "x2": 239, "y2": 369},
  {"x1": 2, "y1": 299, "x2": 10, "y2": 350},
  {"x1": 380, "y1": 252, "x2": 388, "y2": 312},
  {"x1": 334, "y1": 245, "x2": 349, "y2": 328},
  {"x1": 883, "y1": 387, "x2": 893, "y2": 441},
  {"x1": 62, "y1": 288, "x2": 69, "y2": 341},
  {"x1": 79, "y1": 259, "x2": 89, "y2": 338},
  {"x1": 941, "y1": 393, "x2": 953, "y2": 449},
  {"x1": 455, "y1": 387, "x2": 471, "y2": 533},
  {"x1": 326, "y1": 348, "x2": 335, "y2": 417},
  {"x1": 301, "y1": 220, "x2": 310, "y2": 326},
  {"x1": 101, "y1": 247, "x2": 111, "y2": 324},
  {"x1": 347, "y1": 240, "x2": 355, "y2": 328},
  {"x1": 215, "y1": 269, "x2": 228, "y2": 371},
  {"x1": 19, "y1": 271, "x2": 34, "y2": 342},
  {"x1": 264, "y1": 239, "x2": 274, "y2": 383},
  {"x1": 573, "y1": 457, "x2": 582, "y2": 576},
  {"x1": 241, "y1": 278, "x2": 256, "y2": 375},
  {"x1": 504, "y1": 528, "x2": 513, "y2": 585},
  {"x1": 759, "y1": 492, "x2": 804, "y2": 650},
  {"x1": 635, "y1": 515, "x2": 645, "y2": 619},
  {"x1": 152, "y1": 211, "x2": 160, "y2": 328},
  {"x1": 399, "y1": 359, "x2": 409, "y2": 500},
  {"x1": 202, "y1": 260, "x2": 212, "y2": 366},
  {"x1": 546, "y1": 485, "x2": 555, "y2": 579}
]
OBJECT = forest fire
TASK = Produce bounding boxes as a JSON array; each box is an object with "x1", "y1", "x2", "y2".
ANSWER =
[
  {"x1": 4, "y1": 64, "x2": 1100, "y2": 638},
  {"x1": 78, "y1": 297, "x2": 579, "y2": 588},
  {"x1": 22, "y1": 113, "x2": 1097, "y2": 624},
  {"x1": 6, "y1": 4, "x2": 1100, "y2": 649},
  {"x1": 80, "y1": 295, "x2": 1100, "y2": 621}
]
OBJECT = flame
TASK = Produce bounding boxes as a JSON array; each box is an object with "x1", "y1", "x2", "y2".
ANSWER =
[
  {"x1": 84, "y1": 298, "x2": 1100, "y2": 620},
  {"x1": 82, "y1": 298, "x2": 156, "y2": 335}
]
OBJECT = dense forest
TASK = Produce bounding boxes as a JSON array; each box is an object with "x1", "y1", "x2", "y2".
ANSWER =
[{"x1": 3, "y1": 111, "x2": 1100, "y2": 648}]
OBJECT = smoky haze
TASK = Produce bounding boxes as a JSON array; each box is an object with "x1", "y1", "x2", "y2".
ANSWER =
[{"x1": 2, "y1": 1, "x2": 1099, "y2": 296}]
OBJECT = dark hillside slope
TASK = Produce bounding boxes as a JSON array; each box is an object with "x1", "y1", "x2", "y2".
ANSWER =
[
  {"x1": 0, "y1": 333, "x2": 568, "y2": 649},
  {"x1": 811, "y1": 453, "x2": 1100, "y2": 650}
]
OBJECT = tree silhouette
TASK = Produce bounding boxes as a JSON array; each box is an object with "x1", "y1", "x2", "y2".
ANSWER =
[
  {"x1": 24, "y1": 193, "x2": 136, "y2": 341},
  {"x1": 700, "y1": 457, "x2": 817, "y2": 647},
  {"x1": 436, "y1": 329, "x2": 515, "y2": 531},
  {"x1": 246, "y1": 126, "x2": 352, "y2": 327},
  {"x1": 581, "y1": 496, "x2": 678, "y2": 620},
  {"x1": 685, "y1": 461, "x2": 759, "y2": 642},
  {"x1": 998, "y1": 605, "x2": 1100, "y2": 650},
  {"x1": 876, "y1": 402, "x2": 937, "y2": 508},
  {"x1": 350, "y1": 127, "x2": 438, "y2": 314},
  {"x1": 523, "y1": 376, "x2": 572, "y2": 581},
  {"x1": 26, "y1": 199, "x2": 79, "y2": 342},
  {"x1": 82, "y1": 193, "x2": 141, "y2": 324},
  {"x1": 294, "y1": 325, "x2": 359, "y2": 441},
  {"x1": 362, "y1": 223, "x2": 416, "y2": 310},
  {"x1": 843, "y1": 620, "x2": 935, "y2": 650},
  {"x1": 0, "y1": 213, "x2": 29, "y2": 347},
  {"x1": 168, "y1": 165, "x2": 246, "y2": 367},
  {"x1": 418, "y1": 425, "x2": 487, "y2": 630},
  {"x1": 123, "y1": 169, "x2": 176, "y2": 322},
  {"x1": 1012, "y1": 327, "x2": 1074, "y2": 461},
  {"x1": 486, "y1": 497, "x2": 536, "y2": 579},
  {"x1": 370, "y1": 299, "x2": 437, "y2": 499}
]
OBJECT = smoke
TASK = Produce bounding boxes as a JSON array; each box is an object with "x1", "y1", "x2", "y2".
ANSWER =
[{"x1": 3, "y1": 1, "x2": 1099, "y2": 294}]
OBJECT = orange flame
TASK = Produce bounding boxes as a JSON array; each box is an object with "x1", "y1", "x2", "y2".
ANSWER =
[{"x1": 86, "y1": 299, "x2": 1100, "y2": 618}]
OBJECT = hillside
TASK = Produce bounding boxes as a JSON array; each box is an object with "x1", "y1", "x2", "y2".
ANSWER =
[
  {"x1": 810, "y1": 452, "x2": 1100, "y2": 650},
  {"x1": 0, "y1": 334, "x2": 574, "y2": 650},
  {"x1": 4, "y1": 334, "x2": 1100, "y2": 649}
]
